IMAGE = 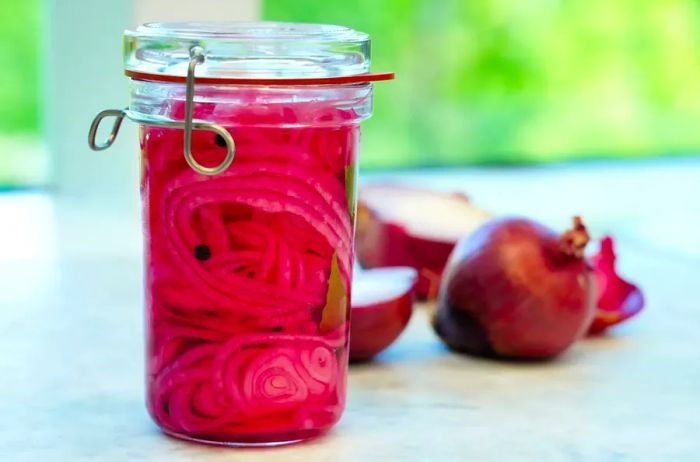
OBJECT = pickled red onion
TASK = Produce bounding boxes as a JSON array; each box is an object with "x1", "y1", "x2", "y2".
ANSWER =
[{"x1": 143, "y1": 97, "x2": 358, "y2": 441}]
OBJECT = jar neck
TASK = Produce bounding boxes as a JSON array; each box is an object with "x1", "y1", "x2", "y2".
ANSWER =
[{"x1": 128, "y1": 80, "x2": 373, "y2": 127}]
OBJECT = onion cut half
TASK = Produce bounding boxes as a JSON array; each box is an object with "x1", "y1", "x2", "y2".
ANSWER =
[{"x1": 350, "y1": 267, "x2": 418, "y2": 361}]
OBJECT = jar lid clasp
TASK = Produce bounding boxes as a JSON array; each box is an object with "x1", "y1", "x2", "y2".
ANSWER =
[{"x1": 87, "y1": 46, "x2": 236, "y2": 176}]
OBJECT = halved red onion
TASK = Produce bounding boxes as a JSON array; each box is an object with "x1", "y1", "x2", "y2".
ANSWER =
[
  {"x1": 350, "y1": 267, "x2": 418, "y2": 360},
  {"x1": 356, "y1": 184, "x2": 489, "y2": 299}
]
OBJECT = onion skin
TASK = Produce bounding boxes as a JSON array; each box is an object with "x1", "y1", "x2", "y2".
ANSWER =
[
  {"x1": 587, "y1": 236, "x2": 644, "y2": 335},
  {"x1": 433, "y1": 217, "x2": 597, "y2": 359}
]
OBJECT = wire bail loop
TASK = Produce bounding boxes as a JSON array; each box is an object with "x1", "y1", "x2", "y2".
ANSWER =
[{"x1": 87, "y1": 46, "x2": 236, "y2": 176}]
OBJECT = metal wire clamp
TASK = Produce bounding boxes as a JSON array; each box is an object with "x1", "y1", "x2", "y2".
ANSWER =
[{"x1": 87, "y1": 46, "x2": 235, "y2": 176}]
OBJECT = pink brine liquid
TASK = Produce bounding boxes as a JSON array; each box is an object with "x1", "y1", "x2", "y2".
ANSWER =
[{"x1": 141, "y1": 94, "x2": 358, "y2": 445}]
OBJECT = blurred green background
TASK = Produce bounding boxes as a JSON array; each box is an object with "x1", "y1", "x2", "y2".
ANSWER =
[
  {"x1": 0, "y1": 0, "x2": 39, "y2": 133},
  {"x1": 265, "y1": 0, "x2": 700, "y2": 167},
  {"x1": 0, "y1": 0, "x2": 43, "y2": 186},
  {"x1": 3, "y1": 0, "x2": 700, "y2": 186}
]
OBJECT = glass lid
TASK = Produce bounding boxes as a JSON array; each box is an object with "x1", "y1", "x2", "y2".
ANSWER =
[{"x1": 124, "y1": 21, "x2": 372, "y2": 80}]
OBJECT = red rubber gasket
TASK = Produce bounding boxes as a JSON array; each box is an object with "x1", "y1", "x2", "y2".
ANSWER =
[{"x1": 125, "y1": 70, "x2": 394, "y2": 86}]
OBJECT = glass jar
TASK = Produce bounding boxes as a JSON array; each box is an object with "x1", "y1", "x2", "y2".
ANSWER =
[{"x1": 89, "y1": 21, "x2": 392, "y2": 446}]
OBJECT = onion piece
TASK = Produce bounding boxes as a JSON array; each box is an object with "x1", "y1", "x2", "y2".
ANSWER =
[{"x1": 350, "y1": 267, "x2": 418, "y2": 361}]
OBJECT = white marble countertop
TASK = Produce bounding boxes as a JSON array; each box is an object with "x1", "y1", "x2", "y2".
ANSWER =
[{"x1": 1, "y1": 160, "x2": 698, "y2": 461}]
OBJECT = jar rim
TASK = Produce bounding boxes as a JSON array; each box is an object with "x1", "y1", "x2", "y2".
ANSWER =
[{"x1": 124, "y1": 21, "x2": 374, "y2": 80}]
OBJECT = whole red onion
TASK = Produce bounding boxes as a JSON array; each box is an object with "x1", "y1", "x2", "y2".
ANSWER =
[{"x1": 433, "y1": 217, "x2": 596, "y2": 359}]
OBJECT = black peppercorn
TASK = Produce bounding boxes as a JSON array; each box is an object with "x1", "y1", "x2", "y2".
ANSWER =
[
  {"x1": 213, "y1": 134, "x2": 226, "y2": 147},
  {"x1": 194, "y1": 244, "x2": 211, "y2": 261}
]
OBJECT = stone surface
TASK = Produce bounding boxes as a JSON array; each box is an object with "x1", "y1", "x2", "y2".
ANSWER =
[{"x1": 1, "y1": 161, "x2": 698, "y2": 461}]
